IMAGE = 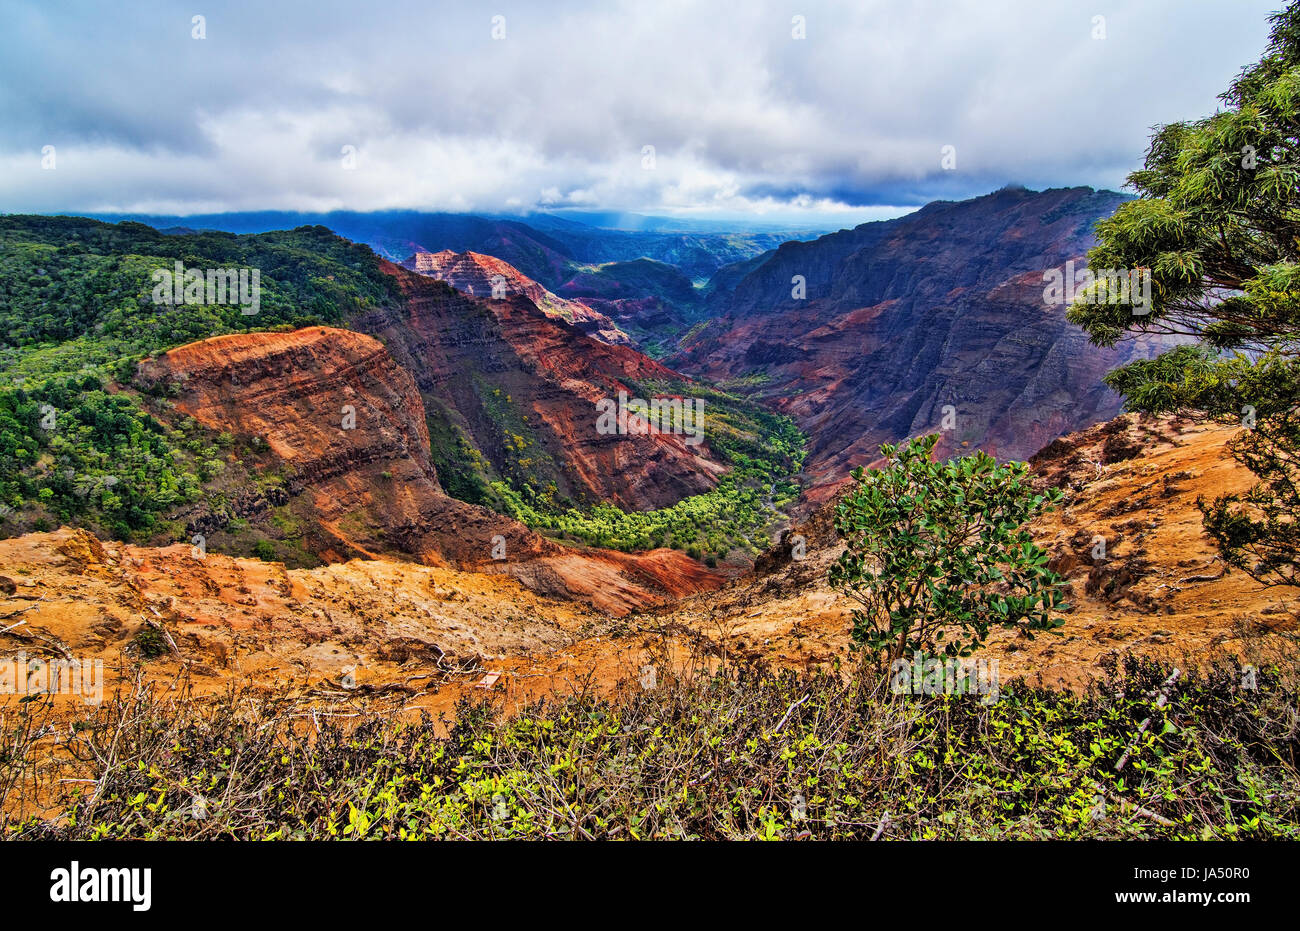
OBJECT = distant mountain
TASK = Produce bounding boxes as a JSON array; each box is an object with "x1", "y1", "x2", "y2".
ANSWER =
[
  {"x1": 89, "y1": 209, "x2": 824, "y2": 289},
  {"x1": 89, "y1": 210, "x2": 579, "y2": 286},
  {"x1": 527, "y1": 210, "x2": 833, "y2": 234},
  {"x1": 675, "y1": 186, "x2": 1176, "y2": 495},
  {"x1": 88, "y1": 209, "x2": 826, "y2": 353},
  {"x1": 555, "y1": 257, "x2": 710, "y2": 356}
]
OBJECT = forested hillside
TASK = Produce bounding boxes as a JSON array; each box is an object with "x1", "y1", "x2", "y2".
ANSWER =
[{"x1": 0, "y1": 216, "x2": 804, "y2": 560}]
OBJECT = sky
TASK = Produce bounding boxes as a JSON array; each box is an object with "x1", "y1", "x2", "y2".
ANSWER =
[{"x1": 0, "y1": 0, "x2": 1284, "y2": 226}]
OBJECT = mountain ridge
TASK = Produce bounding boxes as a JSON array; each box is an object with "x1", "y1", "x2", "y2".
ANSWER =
[{"x1": 674, "y1": 185, "x2": 1171, "y2": 495}]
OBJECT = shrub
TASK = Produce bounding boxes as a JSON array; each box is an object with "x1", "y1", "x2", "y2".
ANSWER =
[{"x1": 830, "y1": 434, "x2": 1069, "y2": 662}]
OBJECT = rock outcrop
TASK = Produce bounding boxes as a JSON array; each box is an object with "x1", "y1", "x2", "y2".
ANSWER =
[
  {"x1": 355, "y1": 262, "x2": 728, "y2": 511},
  {"x1": 401, "y1": 249, "x2": 633, "y2": 346},
  {"x1": 136, "y1": 326, "x2": 548, "y2": 567},
  {"x1": 135, "y1": 326, "x2": 722, "y2": 614}
]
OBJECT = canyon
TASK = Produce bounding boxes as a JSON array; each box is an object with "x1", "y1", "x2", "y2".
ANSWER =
[
  {"x1": 1, "y1": 189, "x2": 1289, "y2": 716},
  {"x1": 1, "y1": 414, "x2": 1291, "y2": 719},
  {"x1": 354, "y1": 260, "x2": 729, "y2": 511},
  {"x1": 675, "y1": 186, "x2": 1179, "y2": 497},
  {"x1": 132, "y1": 325, "x2": 721, "y2": 616}
]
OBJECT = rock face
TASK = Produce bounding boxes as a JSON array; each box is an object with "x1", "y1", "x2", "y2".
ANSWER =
[
  {"x1": 135, "y1": 326, "x2": 722, "y2": 614},
  {"x1": 401, "y1": 249, "x2": 633, "y2": 346},
  {"x1": 354, "y1": 261, "x2": 727, "y2": 511},
  {"x1": 676, "y1": 186, "x2": 1176, "y2": 493},
  {"x1": 136, "y1": 326, "x2": 548, "y2": 567},
  {"x1": 2, "y1": 415, "x2": 1290, "y2": 712}
]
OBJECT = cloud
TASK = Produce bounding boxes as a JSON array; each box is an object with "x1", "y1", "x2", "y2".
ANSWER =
[{"x1": 0, "y1": 0, "x2": 1281, "y2": 222}]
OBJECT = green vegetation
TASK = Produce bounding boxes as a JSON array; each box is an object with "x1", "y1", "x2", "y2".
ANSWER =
[
  {"x1": 0, "y1": 214, "x2": 805, "y2": 558},
  {"x1": 714, "y1": 371, "x2": 774, "y2": 393},
  {"x1": 482, "y1": 378, "x2": 806, "y2": 556},
  {"x1": 830, "y1": 435, "x2": 1069, "y2": 661},
  {"x1": 424, "y1": 400, "x2": 498, "y2": 508},
  {"x1": 0, "y1": 216, "x2": 399, "y2": 541},
  {"x1": 129, "y1": 626, "x2": 169, "y2": 661},
  {"x1": 470, "y1": 376, "x2": 565, "y2": 495},
  {"x1": 1069, "y1": 4, "x2": 1300, "y2": 589},
  {"x1": 0, "y1": 216, "x2": 396, "y2": 381},
  {"x1": 0, "y1": 374, "x2": 211, "y2": 539},
  {"x1": 6, "y1": 655, "x2": 1297, "y2": 839}
]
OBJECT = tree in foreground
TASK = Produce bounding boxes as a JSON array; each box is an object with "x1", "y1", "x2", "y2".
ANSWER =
[
  {"x1": 1069, "y1": 3, "x2": 1300, "y2": 588},
  {"x1": 829, "y1": 435, "x2": 1068, "y2": 664}
]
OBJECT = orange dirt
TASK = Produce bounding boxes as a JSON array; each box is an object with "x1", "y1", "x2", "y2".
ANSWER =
[
  {"x1": 1, "y1": 414, "x2": 1295, "y2": 722},
  {"x1": 660, "y1": 414, "x2": 1297, "y2": 689}
]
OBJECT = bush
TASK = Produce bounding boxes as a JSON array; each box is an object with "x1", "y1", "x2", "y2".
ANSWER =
[
  {"x1": 830, "y1": 435, "x2": 1069, "y2": 662},
  {"x1": 130, "y1": 626, "x2": 168, "y2": 661}
]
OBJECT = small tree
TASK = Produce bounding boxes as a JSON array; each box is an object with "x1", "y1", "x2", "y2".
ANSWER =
[
  {"x1": 1068, "y1": 4, "x2": 1300, "y2": 589},
  {"x1": 829, "y1": 435, "x2": 1069, "y2": 663}
]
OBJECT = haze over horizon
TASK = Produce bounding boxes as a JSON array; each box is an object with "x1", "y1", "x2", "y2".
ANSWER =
[{"x1": 0, "y1": 0, "x2": 1284, "y2": 226}]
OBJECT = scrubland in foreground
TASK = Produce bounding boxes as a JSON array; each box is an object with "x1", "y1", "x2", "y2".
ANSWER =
[{"x1": 4, "y1": 652, "x2": 1297, "y2": 841}]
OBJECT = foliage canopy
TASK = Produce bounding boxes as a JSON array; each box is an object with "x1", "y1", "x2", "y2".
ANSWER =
[{"x1": 830, "y1": 435, "x2": 1068, "y2": 663}]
